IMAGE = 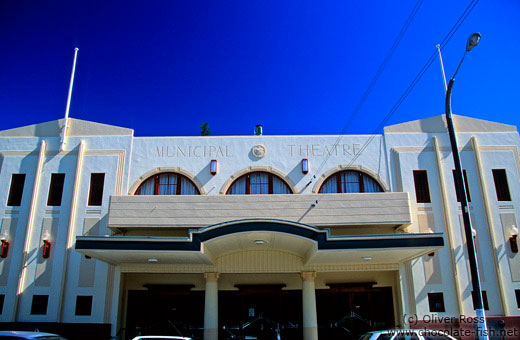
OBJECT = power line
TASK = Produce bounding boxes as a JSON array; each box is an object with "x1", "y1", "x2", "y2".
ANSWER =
[
  {"x1": 344, "y1": 0, "x2": 480, "y2": 168},
  {"x1": 307, "y1": 0, "x2": 425, "y2": 187}
]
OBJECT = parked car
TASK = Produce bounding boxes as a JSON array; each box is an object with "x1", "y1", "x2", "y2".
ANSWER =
[
  {"x1": 0, "y1": 331, "x2": 68, "y2": 340},
  {"x1": 131, "y1": 336, "x2": 192, "y2": 340},
  {"x1": 359, "y1": 329, "x2": 457, "y2": 340}
]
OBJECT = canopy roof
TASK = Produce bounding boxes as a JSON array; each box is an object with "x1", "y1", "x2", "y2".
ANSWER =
[{"x1": 76, "y1": 219, "x2": 443, "y2": 267}]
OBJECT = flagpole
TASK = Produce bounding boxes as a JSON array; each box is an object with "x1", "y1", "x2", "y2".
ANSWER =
[
  {"x1": 60, "y1": 47, "x2": 79, "y2": 152},
  {"x1": 436, "y1": 44, "x2": 448, "y2": 93}
]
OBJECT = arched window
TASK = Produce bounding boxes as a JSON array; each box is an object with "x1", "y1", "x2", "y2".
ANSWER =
[
  {"x1": 319, "y1": 170, "x2": 383, "y2": 193},
  {"x1": 136, "y1": 173, "x2": 200, "y2": 195},
  {"x1": 227, "y1": 172, "x2": 292, "y2": 195}
]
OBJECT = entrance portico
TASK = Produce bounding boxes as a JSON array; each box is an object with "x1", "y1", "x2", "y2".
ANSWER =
[{"x1": 77, "y1": 219, "x2": 443, "y2": 340}]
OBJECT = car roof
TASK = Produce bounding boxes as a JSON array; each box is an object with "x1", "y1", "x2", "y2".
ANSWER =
[
  {"x1": 0, "y1": 331, "x2": 61, "y2": 338},
  {"x1": 133, "y1": 337, "x2": 191, "y2": 340}
]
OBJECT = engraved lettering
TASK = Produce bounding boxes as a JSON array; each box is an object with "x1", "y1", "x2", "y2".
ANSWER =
[
  {"x1": 208, "y1": 146, "x2": 216, "y2": 157},
  {"x1": 288, "y1": 145, "x2": 296, "y2": 156},
  {"x1": 343, "y1": 144, "x2": 351, "y2": 156},
  {"x1": 285, "y1": 144, "x2": 361, "y2": 157},
  {"x1": 353, "y1": 143, "x2": 361, "y2": 155},
  {"x1": 311, "y1": 144, "x2": 320, "y2": 156},
  {"x1": 177, "y1": 146, "x2": 186, "y2": 157},
  {"x1": 323, "y1": 145, "x2": 333, "y2": 156},
  {"x1": 299, "y1": 144, "x2": 309, "y2": 156},
  {"x1": 324, "y1": 145, "x2": 338, "y2": 156},
  {"x1": 193, "y1": 146, "x2": 201, "y2": 157},
  {"x1": 156, "y1": 146, "x2": 164, "y2": 157},
  {"x1": 153, "y1": 144, "x2": 232, "y2": 158}
]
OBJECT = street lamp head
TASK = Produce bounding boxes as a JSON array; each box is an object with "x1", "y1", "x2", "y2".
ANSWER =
[{"x1": 466, "y1": 33, "x2": 481, "y2": 52}]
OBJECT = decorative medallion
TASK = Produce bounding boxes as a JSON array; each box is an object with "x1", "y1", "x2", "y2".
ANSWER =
[{"x1": 251, "y1": 144, "x2": 267, "y2": 159}]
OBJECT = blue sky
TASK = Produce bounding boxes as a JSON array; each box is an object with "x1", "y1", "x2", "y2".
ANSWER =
[{"x1": 1, "y1": 1, "x2": 519, "y2": 136}]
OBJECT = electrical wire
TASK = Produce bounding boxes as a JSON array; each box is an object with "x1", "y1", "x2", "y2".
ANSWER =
[
  {"x1": 344, "y1": 0, "x2": 479, "y2": 168},
  {"x1": 306, "y1": 0, "x2": 424, "y2": 187}
]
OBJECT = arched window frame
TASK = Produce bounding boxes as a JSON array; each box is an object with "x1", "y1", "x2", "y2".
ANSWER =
[
  {"x1": 226, "y1": 171, "x2": 293, "y2": 195},
  {"x1": 135, "y1": 172, "x2": 200, "y2": 195},
  {"x1": 318, "y1": 170, "x2": 383, "y2": 193}
]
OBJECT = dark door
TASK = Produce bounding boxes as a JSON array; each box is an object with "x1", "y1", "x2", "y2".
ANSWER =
[
  {"x1": 126, "y1": 286, "x2": 204, "y2": 340},
  {"x1": 317, "y1": 285, "x2": 394, "y2": 340},
  {"x1": 219, "y1": 286, "x2": 302, "y2": 340}
]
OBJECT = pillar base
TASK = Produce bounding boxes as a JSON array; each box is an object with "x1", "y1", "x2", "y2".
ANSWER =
[
  {"x1": 203, "y1": 328, "x2": 218, "y2": 340},
  {"x1": 303, "y1": 326, "x2": 318, "y2": 340}
]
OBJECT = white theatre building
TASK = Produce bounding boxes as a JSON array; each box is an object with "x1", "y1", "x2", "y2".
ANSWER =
[{"x1": 0, "y1": 115, "x2": 519, "y2": 340}]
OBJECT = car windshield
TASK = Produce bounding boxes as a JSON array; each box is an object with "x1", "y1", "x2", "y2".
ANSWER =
[
  {"x1": 377, "y1": 335, "x2": 393, "y2": 340},
  {"x1": 358, "y1": 335, "x2": 372, "y2": 340}
]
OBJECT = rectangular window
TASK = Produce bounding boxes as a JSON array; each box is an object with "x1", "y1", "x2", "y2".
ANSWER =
[
  {"x1": 413, "y1": 170, "x2": 431, "y2": 203},
  {"x1": 427, "y1": 292, "x2": 445, "y2": 312},
  {"x1": 453, "y1": 170, "x2": 471, "y2": 202},
  {"x1": 47, "y1": 173, "x2": 65, "y2": 206},
  {"x1": 7, "y1": 174, "x2": 26, "y2": 206},
  {"x1": 471, "y1": 290, "x2": 489, "y2": 310},
  {"x1": 88, "y1": 173, "x2": 105, "y2": 206},
  {"x1": 249, "y1": 173, "x2": 270, "y2": 194},
  {"x1": 0, "y1": 294, "x2": 4, "y2": 314},
  {"x1": 30, "y1": 295, "x2": 49, "y2": 315},
  {"x1": 492, "y1": 169, "x2": 511, "y2": 201},
  {"x1": 515, "y1": 290, "x2": 520, "y2": 309},
  {"x1": 75, "y1": 295, "x2": 93, "y2": 316}
]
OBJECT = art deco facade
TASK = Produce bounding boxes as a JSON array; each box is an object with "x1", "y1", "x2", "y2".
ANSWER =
[{"x1": 0, "y1": 115, "x2": 518, "y2": 340}]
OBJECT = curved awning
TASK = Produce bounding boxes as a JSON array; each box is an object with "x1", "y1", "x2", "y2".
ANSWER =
[{"x1": 76, "y1": 219, "x2": 443, "y2": 266}]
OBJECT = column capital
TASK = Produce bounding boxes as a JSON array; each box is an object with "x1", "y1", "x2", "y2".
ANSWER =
[
  {"x1": 301, "y1": 271, "x2": 317, "y2": 282},
  {"x1": 204, "y1": 272, "x2": 220, "y2": 282}
]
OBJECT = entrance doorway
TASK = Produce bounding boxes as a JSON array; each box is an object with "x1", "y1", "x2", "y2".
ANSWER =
[
  {"x1": 125, "y1": 286, "x2": 204, "y2": 340},
  {"x1": 219, "y1": 285, "x2": 302, "y2": 340},
  {"x1": 124, "y1": 283, "x2": 394, "y2": 340},
  {"x1": 317, "y1": 284, "x2": 394, "y2": 340}
]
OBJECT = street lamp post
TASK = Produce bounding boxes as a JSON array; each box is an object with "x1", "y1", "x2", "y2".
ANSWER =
[{"x1": 445, "y1": 33, "x2": 489, "y2": 340}]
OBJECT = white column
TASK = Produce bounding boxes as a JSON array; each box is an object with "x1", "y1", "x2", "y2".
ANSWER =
[
  {"x1": 471, "y1": 136, "x2": 508, "y2": 315},
  {"x1": 301, "y1": 272, "x2": 318, "y2": 340},
  {"x1": 398, "y1": 264, "x2": 410, "y2": 328},
  {"x1": 432, "y1": 136, "x2": 463, "y2": 315},
  {"x1": 57, "y1": 140, "x2": 85, "y2": 322},
  {"x1": 14, "y1": 140, "x2": 46, "y2": 321},
  {"x1": 204, "y1": 272, "x2": 219, "y2": 340},
  {"x1": 109, "y1": 267, "x2": 122, "y2": 339}
]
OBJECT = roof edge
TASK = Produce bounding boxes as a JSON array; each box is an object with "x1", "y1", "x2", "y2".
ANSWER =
[
  {"x1": 0, "y1": 118, "x2": 133, "y2": 137},
  {"x1": 384, "y1": 114, "x2": 517, "y2": 134}
]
